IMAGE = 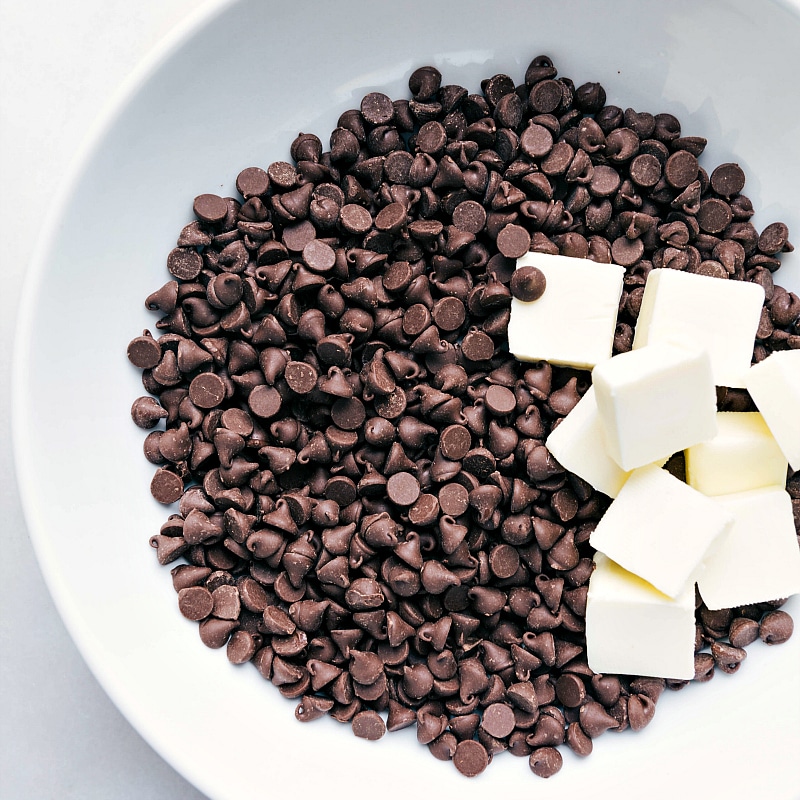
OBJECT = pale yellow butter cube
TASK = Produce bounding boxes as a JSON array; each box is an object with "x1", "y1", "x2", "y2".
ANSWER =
[
  {"x1": 746, "y1": 350, "x2": 800, "y2": 470},
  {"x1": 697, "y1": 487, "x2": 800, "y2": 611},
  {"x1": 592, "y1": 340, "x2": 717, "y2": 471},
  {"x1": 685, "y1": 412, "x2": 788, "y2": 496},
  {"x1": 590, "y1": 464, "x2": 732, "y2": 598},
  {"x1": 508, "y1": 252, "x2": 624, "y2": 369},
  {"x1": 586, "y1": 553, "x2": 696, "y2": 680},
  {"x1": 633, "y1": 268, "x2": 764, "y2": 388}
]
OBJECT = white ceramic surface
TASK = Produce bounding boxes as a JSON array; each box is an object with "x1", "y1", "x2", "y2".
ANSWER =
[{"x1": 13, "y1": 1, "x2": 800, "y2": 799}]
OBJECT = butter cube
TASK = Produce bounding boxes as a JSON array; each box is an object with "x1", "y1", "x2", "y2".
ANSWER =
[
  {"x1": 590, "y1": 464, "x2": 732, "y2": 597},
  {"x1": 697, "y1": 487, "x2": 800, "y2": 611},
  {"x1": 685, "y1": 412, "x2": 788, "y2": 496},
  {"x1": 746, "y1": 350, "x2": 800, "y2": 470},
  {"x1": 633, "y1": 268, "x2": 764, "y2": 388},
  {"x1": 508, "y1": 252, "x2": 624, "y2": 369},
  {"x1": 592, "y1": 341, "x2": 717, "y2": 470},
  {"x1": 546, "y1": 388, "x2": 632, "y2": 498},
  {"x1": 586, "y1": 553, "x2": 696, "y2": 680}
]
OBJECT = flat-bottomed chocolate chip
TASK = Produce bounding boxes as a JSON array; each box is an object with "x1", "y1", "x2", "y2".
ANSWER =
[
  {"x1": 150, "y1": 469, "x2": 183, "y2": 504},
  {"x1": 193, "y1": 193, "x2": 228, "y2": 224},
  {"x1": 497, "y1": 224, "x2": 532, "y2": 259},
  {"x1": 453, "y1": 739, "x2": 489, "y2": 777},
  {"x1": 189, "y1": 373, "x2": 226, "y2": 409},
  {"x1": 248, "y1": 385, "x2": 281, "y2": 418},
  {"x1": 284, "y1": 361, "x2": 317, "y2": 395},
  {"x1": 481, "y1": 702, "x2": 516, "y2": 738},
  {"x1": 167, "y1": 247, "x2": 203, "y2": 281},
  {"x1": 387, "y1": 472, "x2": 421, "y2": 507},
  {"x1": 340, "y1": 204, "x2": 373, "y2": 234},
  {"x1": 438, "y1": 483, "x2": 469, "y2": 517},
  {"x1": 439, "y1": 424, "x2": 471, "y2": 461}
]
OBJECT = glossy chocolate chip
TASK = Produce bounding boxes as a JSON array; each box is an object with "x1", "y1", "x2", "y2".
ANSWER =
[{"x1": 510, "y1": 266, "x2": 546, "y2": 302}]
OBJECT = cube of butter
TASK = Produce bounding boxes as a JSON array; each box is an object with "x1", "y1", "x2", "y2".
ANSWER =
[
  {"x1": 546, "y1": 387, "x2": 632, "y2": 498},
  {"x1": 745, "y1": 350, "x2": 800, "y2": 470},
  {"x1": 586, "y1": 552, "x2": 696, "y2": 680},
  {"x1": 685, "y1": 412, "x2": 788, "y2": 496},
  {"x1": 592, "y1": 340, "x2": 718, "y2": 470},
  {"x1": 697, "y1": 487, "x2": 800, "y2": 611},
  {"x1": 632, "y1": 268, "x2": 764, "y2": 388},
  {"x1": 590, "y1": 464, "x2": 732, "y2": 598},
  {"x1": 508, "y1": 252, "x2": 624, "y2": 369}
]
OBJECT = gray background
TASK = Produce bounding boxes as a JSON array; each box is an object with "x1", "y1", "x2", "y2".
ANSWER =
[{"x1": 1, "y1": 1, "x2": 210, "y2": 797}]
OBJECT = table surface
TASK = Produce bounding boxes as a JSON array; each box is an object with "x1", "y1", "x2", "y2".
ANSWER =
[{"x1": 0, "y1": 2, "x2": 210, "y2": 797}]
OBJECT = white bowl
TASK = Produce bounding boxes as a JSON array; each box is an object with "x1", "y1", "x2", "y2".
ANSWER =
[{"x1": 14, "y1": 1, "x2": 800, "y2": 799}]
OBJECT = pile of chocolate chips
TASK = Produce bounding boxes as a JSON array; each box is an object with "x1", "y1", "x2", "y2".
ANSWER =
[{"x1": 128, "y1": 57, "x2": 800, "y2": 779}]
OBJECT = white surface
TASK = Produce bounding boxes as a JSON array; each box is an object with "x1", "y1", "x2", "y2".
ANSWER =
[
  {"x1": 546, "y1": 388, "x2": 632, "y2": 498},
  {"x1": 633, "y1": 267, "x2": 766, "y2": 388},
  {"x1": 5, "y1": 2, "x2": 800, "y2": 800},
  {"x1": 593, "y1": 341, "x2": 717, "y2": 470},
  {"x1": 590, "y1": 465, "x2": 731, "y2": 599},
  {"x1": 508, "y1": 253, "x2": 624, "y2": 368},
  {"x1": 747, "y1": 350, "x2": 800, "y2": 470},
  {"x1": 586, "y1": 554, "x2": 696, "y2": 681},
  {"x1": 697, "y1": 488, "x2": 800, "y2": 612},
  {"x1": 685, "y1": 412, "x2": 788, "y2": 496}
]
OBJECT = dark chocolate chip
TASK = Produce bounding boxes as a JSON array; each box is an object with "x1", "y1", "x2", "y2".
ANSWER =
[{"x1": 510, "y1": 266, "x2": 546, "y2": 302}]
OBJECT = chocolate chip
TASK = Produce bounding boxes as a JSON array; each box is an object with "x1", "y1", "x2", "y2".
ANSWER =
[
  {"x1": 236, "y1": 167, "x2": 270, "y2": 199},
  {"x1": 520, "y1": 123, "x2": 554, "y2": 159},
  {"x1": 387, "y1": 472, "x2": 421, "y2": 507},
  {"x1": 589, "y1": 165, "x2": 621, "y2": 197},
  {"x1": 488, "y1": 544, "x2": 520, "y2": 580},
  {"x1": 496, "y1": 224, "x2": 531, "y2": 259},
  {"x1": 529, "y1": 746, "x2": 562, "y2": 778},
  {"x1": 629, "y1": 153, "x2": 662, "y2": 188},
  {"x1": 728, "y1": 617, "x2": 760, "y2": 648},
  {"x1": 351, "y1": 710, "x2": 386, "y2": 740},
  {"x1": 284, "y1": 361, "x2": 318, "y2": 395},
  {"x1": 760, "y1": 610, "x2": 793, "y2": 645},
  {"x1": 331, "y1": 397, "x2": 366, "y2": 431},
  {"x1": 167, "y1": 247, "x2": 203, "y2": 281},
  {"x1": 361, "y1": 92, "x2": 394, "y2": 126},
  {"x1": 697, "y1": 198, "x2": 733, "y2": 234},
  {"x1": 461, "y1": 330, "x2": 494, "y2": 362},
  {"x1": 452, "y1": 200, "x2": 487, "y2": 234},
  {"x1": 248, "y1": 385, "x2": 281, "y2": 419},
  {"x1": 178, "y1": 586, "x2": 213, "y2": 621},
  {"x1": 340, "y1": 204, "x2": 373, "y2": 234},
  {"x1": 438, "y1": 483, "x2": 469, "y2": 517},
  {"x1": 127, "y1": 334, "x2": 161, "y2": 369},
  {"x1": 453, "y1": 739, "x2": 489, "y2": 777},
  {"x1": 664, "y1": 150, "x2": 699, "y2": 189},
  {"x1": 759, "y1": 222, "x2": 791, "y2": 255},
  {"x1": 484, "y1": 385, "x2": 516, "y2": 416},
  {"x1": 710, "y1": 162, "x2": 746, "y2": 197},
  {"x1": 189, "y1": 373, "x2": 226, "y2": 409},
  {"x1": 555, "y1": 674, "x2": 586, "y2": 707},
  {"x1": 439, "y1": 424, "x2": 471, "y2": 461},
  {"x1": 150, "y1": 469, "x2": 183, "y2": 504},
  {"x1": 510, "y1": 266, "x2": 546, "y2": 302},
  {"x1": 193, "y1": 193, "x2": 228, "y2": 224},
  {"x1": 481, "y1": 702, "x2": 516, "y2": 738}
]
